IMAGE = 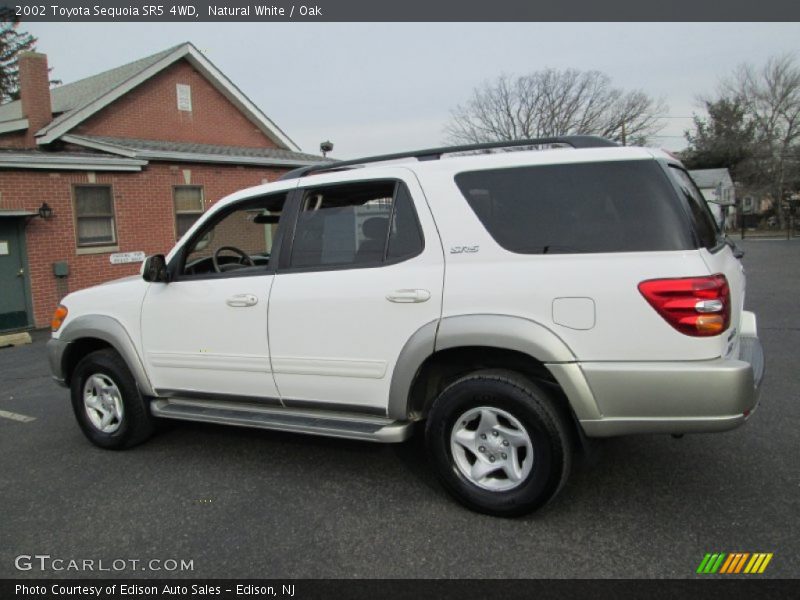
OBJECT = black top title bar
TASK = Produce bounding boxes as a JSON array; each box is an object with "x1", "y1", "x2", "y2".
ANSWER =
[{"x1": 2, "y1": 0, "x2": 799, "y2": 22}]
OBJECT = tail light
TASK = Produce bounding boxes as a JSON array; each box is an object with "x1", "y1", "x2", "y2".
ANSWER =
[
  {"x1": 51, "y1": 305, "x2": 68, "y2": 332},
  {"x1": 638, "y1": 274, "x2": 730, "y2": 337}
]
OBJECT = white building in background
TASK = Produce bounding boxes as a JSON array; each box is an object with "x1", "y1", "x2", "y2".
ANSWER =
[{"x1": 689, "y1": 168, "x2": 736, "y2": 229}]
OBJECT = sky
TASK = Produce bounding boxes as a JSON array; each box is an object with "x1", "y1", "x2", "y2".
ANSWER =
[{"x1": 22, "y1": 22, "x2": 800, "y2": 159}]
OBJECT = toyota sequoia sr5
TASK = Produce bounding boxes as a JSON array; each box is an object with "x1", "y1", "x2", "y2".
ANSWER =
[{"x1": 48, "y1": 136, "x2": 765, "y2": 516}]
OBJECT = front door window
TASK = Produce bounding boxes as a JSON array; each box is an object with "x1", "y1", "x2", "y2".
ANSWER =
[{"x1": 180, "y1": 192, "x2": 287, "y2": 278}]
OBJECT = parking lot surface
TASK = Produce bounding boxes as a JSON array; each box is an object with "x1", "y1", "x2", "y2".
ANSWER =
[{"x1": 1, "y1": 239, "x2": 798, "y2": 579}]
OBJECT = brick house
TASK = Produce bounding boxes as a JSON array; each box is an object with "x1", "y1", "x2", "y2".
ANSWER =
[{"x1": 0, "y1": 43, "x2": 322, "y2": 332}]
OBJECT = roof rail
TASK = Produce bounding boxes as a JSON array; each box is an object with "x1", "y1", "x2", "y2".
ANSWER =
[{"x1": 278, "y1": 135, "x2": 618, "y2": 181}]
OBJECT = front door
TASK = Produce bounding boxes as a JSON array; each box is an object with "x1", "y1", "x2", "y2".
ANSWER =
[
  {"x1": 268, "y1": 172, "x2": 444, "y2": 413},
  {"x1": 140, "y1": 191, "x2": 290, "y2": 401},
  {"x1": 0, "y1": 219, "x2": 31, "y2": 332}
]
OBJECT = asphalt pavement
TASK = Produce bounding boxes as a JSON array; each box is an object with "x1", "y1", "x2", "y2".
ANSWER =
[{"x1": 1, "y1": 239, "x2": 798, "y2": 579}]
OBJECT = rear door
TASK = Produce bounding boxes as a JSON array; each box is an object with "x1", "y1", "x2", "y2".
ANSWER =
[
  {"x1": 669, "y1": 165, "x2": 745, "y2": 357},
  {"x1": 267, "y1": 170, "x2": 444, "y2": 414}
]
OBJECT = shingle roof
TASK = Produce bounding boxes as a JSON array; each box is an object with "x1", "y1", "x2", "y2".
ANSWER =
[
  {"x1": 0, "y1": 101, "x2": 23, "y2": 121},
  {"x1": 689, "y1": 168, "x2": 734, "y2": 189},
  {"x1": 56, "y1": 47, "x2": 179, "y2": 112},
  {"x1": 0, "y1": 43, "x2": 301, "y2": 151},
  {"x1": 0, "y1": 45, "x2": 179, "y2": 125},
  {"x1": 66, "y1": 134, "x2": 329, "y2": 167}
]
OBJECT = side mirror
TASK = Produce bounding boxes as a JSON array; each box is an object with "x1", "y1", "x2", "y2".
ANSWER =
[{"x1": 142, "y1": 254, "x2": 169, "y2": 283}]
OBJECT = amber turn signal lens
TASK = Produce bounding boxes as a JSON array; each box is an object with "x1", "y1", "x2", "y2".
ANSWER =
[
  {"x1": 51, "y1": 305, "x2": 68, "y2": 332},
  {"x1": 695, "y1": 315, "x2": 724, "y2": 335}
]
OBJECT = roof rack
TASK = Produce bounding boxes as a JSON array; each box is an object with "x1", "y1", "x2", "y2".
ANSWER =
[{"x1": 278, "y1": 135, "x2": 617, "y2": 181}]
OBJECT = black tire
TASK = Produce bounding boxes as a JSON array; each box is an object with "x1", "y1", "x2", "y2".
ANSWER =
[
  {"x1": 425, "y1": 369, "x2": 572, "y2": 517},
  {"x1": 70, "y1": 348, "x2": 156, "y2": 450}
]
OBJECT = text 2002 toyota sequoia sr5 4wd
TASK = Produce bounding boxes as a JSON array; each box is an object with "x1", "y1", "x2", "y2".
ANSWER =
[{"x1": 48, "y1": 137, "x2": 764, "y2": 516}]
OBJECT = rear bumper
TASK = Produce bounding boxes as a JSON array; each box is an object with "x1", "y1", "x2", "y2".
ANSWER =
[{"x1": 577, "y1": 333, "x2": 764, "y2": 437}]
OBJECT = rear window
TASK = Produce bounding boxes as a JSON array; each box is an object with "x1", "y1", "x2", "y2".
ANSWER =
[{"x1": 454, "y1": 160, "x2": 694, "y2": 254}]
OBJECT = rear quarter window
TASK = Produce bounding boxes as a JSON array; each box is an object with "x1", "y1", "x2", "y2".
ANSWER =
[
  {"x1": 668, "y1": 166, "x2": 721, "y2": 249},
  {"x1": 454, "y1": 160, "x2": 694, "y2": 254}
]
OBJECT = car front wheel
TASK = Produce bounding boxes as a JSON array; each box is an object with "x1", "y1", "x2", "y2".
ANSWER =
[{"x1": 70, "y1": 348, "x2": 155, "y2": 450}]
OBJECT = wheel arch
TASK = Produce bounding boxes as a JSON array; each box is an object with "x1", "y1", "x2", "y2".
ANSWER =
[
  {"x1": 388, "y1": 314, "x2": 591, "y2": 422},
  {"x1": 59, "y1": 315, "x2": 154, "y2": 396}
]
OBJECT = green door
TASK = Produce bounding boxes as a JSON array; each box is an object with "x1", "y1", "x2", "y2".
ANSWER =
[{"x1": 0, "y1": 219, "x2": 31, "y2": 332}]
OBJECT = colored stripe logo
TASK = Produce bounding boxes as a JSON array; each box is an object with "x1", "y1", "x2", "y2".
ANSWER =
[{"x1": 697, "y1": 552, "x2": 773, "y2": 574}]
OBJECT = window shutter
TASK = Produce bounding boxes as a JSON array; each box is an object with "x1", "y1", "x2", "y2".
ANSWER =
[{"x1": 177, "y1": 84, "x2": 192, "y2": 112}]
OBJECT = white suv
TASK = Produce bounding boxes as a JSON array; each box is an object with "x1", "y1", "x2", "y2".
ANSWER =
[{"x1": 48, "y1": 136, "x2": 764, "y2": 516}]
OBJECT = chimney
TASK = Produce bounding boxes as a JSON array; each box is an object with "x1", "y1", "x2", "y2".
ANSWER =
[{"x1": 18, "y1": 52, "x2": 52, "y2": 147}]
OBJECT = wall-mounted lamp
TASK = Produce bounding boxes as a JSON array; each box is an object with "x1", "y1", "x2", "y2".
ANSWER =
[{"x1": 38, "y1": 202, "x2": 53, "y2": 220}]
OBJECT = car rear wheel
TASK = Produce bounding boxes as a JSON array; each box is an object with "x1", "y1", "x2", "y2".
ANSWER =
[{"x1": 425, "y1": 369, "x2": 572, "y2": 517}]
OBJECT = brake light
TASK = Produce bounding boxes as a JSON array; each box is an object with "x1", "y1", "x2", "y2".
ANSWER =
[
  {"x1": 638, "y1": 275, "x2": 730, "y2": 337},
  {"x1": 51, "y1": 305, "x2": 68, "y2": 332}
]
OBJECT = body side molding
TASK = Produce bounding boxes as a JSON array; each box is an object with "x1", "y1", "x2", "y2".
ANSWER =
[{"x1": 155, "y1": 388, "x2": 388, "y2": 417}]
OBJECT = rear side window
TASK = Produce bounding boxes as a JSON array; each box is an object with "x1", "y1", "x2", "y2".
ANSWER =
[
  {"x1": 387, "y1": 184, "x2": 424, "y2": 260},
  {"x1": 668, "y1": 167, "x2": 720, "y2": 249},
  {"x1": 454, "y1": 160, "x2": 694, "y2": 254},
  {"x1": 290, "y1": 180, "x2": 423, "y2": 269}
]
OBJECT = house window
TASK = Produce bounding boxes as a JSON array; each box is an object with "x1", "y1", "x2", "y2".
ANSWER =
[
  {"x1": 176, "y1": 83, "x2": 192, "y2": 111},
  {"x1": 74, "y1": 185, "x2": 116, "y2": 247},
  {"x1": 174, "y1": 186, "x2": 205, "y2": 237}
]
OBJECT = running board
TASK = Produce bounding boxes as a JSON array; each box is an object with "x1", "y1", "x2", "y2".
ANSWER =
[{"x1": 150, "y1": 398, "x2": 413, "y2": 443}]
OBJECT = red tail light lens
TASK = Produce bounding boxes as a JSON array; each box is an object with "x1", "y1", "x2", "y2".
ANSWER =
[{"x1": 638, "y1": 274, "x2": 730, "y2": 337}]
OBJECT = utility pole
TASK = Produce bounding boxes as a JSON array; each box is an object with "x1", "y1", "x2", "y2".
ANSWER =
[{"x1": 740, "y1": 195, "x2": 745, "y2": 240}]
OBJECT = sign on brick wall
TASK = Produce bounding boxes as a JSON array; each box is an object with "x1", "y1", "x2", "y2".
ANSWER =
[{"x1": 110, "y1": 251, "x2": 146, "y2": 265}]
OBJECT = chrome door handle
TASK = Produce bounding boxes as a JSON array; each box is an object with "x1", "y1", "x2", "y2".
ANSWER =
[
  {"x1": 386, "y1": 289, "x2": 431, "y2": 303},
  {"x1": 17, "y1": 268, "x2": 24, "y2": 277},
  {"x1": 226, "y1": 293, "x2": 258, "y2": 307}
]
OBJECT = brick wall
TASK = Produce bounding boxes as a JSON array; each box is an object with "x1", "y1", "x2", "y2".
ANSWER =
[
  {"x1": 0, "y1": 162, "x2": 286, "y2": 327},
  {"x1": 192, "y1": 210, "x2": 282, "y2": 266},
  {"x1": 0, "y1": 52, "x2": 53, "y2": 150},
  {"x1": 74, "y1": 60, "x2": 278, "y2": 148},
  {"x1": 0, "y1": 131, "x2": 33, "y2": 149},
  {"x1": 18, "y1": 52, "x2": 53, "y2": 148}
]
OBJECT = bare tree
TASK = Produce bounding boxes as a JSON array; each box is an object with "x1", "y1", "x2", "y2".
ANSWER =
[
  {"x1": 444, "y1": 69, "x2": 666, "y2": 146},
  {"x1": 721, "y1": 54, "x2": 800, "y2": 228}
]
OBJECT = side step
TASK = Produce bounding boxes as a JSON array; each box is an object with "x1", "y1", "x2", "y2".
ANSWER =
[{"x1": 150, "y1": 398, "x2": 413, "y2": 443}]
